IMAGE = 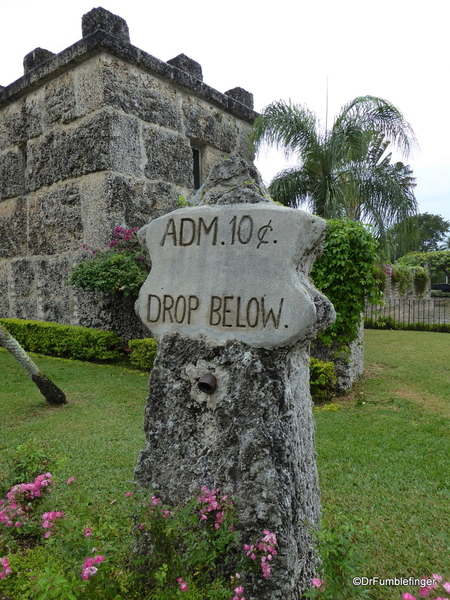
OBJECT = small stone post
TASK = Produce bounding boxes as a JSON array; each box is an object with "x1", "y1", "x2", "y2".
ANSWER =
[{"x1": 134, "y1": 158, "x2": 335, "y2": 599}]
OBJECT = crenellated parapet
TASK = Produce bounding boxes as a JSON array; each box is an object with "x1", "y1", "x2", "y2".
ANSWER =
[{"x1": 0, "y1": 7, "x2": 257, "y2": 339}]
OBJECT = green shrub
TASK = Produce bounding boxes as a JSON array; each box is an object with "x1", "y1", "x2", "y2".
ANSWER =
[
  {"x1": 0, "y1": 319, "x2": 123, "y2": 361},
  {"x1": 67, "y1": 227, "x2": 149, "y2": 298},
  {"x1": 364, "y1": 316, "x2": 450, "y2": 333},
  {"x1": 2, "y1": 438, "x2": 65, "y2": 495},
  {"x1": 309, "y1": 358, "x2": 337, "y2": 403},
  {"x1": 311, "y1": 219, "x2": 381, "y2": 352},
  {"x1": 430, "y1": 290, "x2": 450, "y2": 298},
  {"x1": 413, "y1": 266, "x2": 429, "y2": 296},
  {"x1": 127, "y1": 338, "x2": 158, "y2": 370},
  {"x1": 391, "y1": 264, "x2": 413, "y2": 294}
]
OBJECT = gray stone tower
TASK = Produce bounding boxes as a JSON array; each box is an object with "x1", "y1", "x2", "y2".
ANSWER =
[{"x1": 0, "y1": 7, "x2": 256, "y2": 338}]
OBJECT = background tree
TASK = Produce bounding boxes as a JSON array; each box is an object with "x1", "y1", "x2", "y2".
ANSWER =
[
  {"x1": 0, "y1": 323, "x2": 67, "y2": 405},
  {"x1": 388, "y1": 212, "x2": 450, "y2": 259},
  {"x1": 398, "y1": 250, "x2": 450, "y2": 282},
  {"x1": 252, "y1": 96, "x2": 418, "y2": 254},
  {"x1": 439, "y1": 234, "x2": 450, "y2": 251}
]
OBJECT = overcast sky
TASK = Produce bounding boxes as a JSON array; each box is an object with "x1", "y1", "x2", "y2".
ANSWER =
[{"x1": 1, "y1": 0, "x2": 449, "y2": 224}]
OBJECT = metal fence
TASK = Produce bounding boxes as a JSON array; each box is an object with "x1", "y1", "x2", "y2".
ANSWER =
[{"x1": 365, "y1": 298, "x2": 450, "y2": 326}]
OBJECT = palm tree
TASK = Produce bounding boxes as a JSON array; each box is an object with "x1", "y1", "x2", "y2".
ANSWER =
[
  {"x1": 252, "y1": 96, "x2": 418, "y2": 252},
  {"x1": 0, "y1": 323, "x2": 67, "y2": 405},
  {"x1": 439, "y1": 235, "x2": 450, "y2": 251}
]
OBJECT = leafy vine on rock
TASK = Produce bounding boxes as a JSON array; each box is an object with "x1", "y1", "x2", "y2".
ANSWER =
[{"x1": 311, "y1": 219, "x2": 381, "y2": 351}]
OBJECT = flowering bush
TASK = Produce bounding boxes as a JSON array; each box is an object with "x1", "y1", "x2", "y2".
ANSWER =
[
  {"x1": 133, "y1": 485, "x2": 278, "y2": 599},
  {"x1": 0, "y1": 472, "x2": 55, "y2": 540},
  {"x1": 0, "y1": 473, "x2": 278, "y2": 600},
  {"x1": 402, "y1": 574, "x2": 450, "y2": 600},
  {"x1": 81, "y1": 555, "x2": 105, "y2": 581},
  {"x1": 68, "y1": 226, "x2": 149, "y2": 297}
]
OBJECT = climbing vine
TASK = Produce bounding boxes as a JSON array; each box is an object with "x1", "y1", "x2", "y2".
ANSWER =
[{"x1": 311, "y1": 219, "x2": 381, "y2": 351}]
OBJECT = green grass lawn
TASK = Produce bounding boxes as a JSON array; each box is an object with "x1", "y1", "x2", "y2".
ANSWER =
[
  {"x1": 0, "y1": 353, "x2": 148, "y2": 500},
  {"x1": 314, "y1": 330, "x2": 450, "y2": 598},
  {"x1": 0, "y1": 330, "x2": 449, "y2": 599}
]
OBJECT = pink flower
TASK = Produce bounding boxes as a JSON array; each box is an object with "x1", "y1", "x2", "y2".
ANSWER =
[
  {"x1": 0, "y1": 557, "x2": 12, "y2": 580},
  {"x1": 81, "y1": 556, "x2": 104, "y2": 580},
  {"x1": 66, "y1": 477, "x2": 75, "y2": 485},
  {"x1": 311, "y1": 578, "x2": 322, "y2": 589},
  {"x1": 41, "y1": 511, "x2": 64, "y2": 537},
  {"x1": 180, "y1": 581, "x2": 188, "y2": 592},
  {"x1": 234, "y1": 586, "x2": 244, "y2": 594},
  {"x1": 443, "y1": 584, "x2": 450, "y2": 594},
  {"x1": 420, "y1": 587, "x2": 431, "y2": 598},
  {"x1": 261, "y1": 556, "x2": 271, "y2": 578},
  {"x1": 82, "y1": 566, "x2": 98, "y2": 580},
  {"x1": 125, "y1": 492, "x2": 133, "y2": 497},
  {"x1": 402, "y1": 594, "x2": 417, "y2": 600},
  {"x1": 84, "y1": 527, "x2": 92, "y2": 537}
]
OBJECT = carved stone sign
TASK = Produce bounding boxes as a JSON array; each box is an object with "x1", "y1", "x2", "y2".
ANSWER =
[{"x1": 136, "y1": 202, "x2": 326, "y2": 348}]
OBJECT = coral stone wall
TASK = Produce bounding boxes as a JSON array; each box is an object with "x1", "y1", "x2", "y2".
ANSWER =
[{"x1": 0, "y1": 7, "x2": 256, "y2": 339}]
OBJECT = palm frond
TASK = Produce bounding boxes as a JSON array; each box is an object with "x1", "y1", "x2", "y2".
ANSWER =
[
  {"x1": 334, "y1": 96, "x2": 418, "y2": 158},
  {"x1": 252, "y1": 100, "x2": 320, "y2": 159},
  {"x1": 268, "y1": 166, "x2": 311, "y2": 208}
]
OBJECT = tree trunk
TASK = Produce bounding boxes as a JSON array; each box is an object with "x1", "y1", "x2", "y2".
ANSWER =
[{"x1": 0, "y1": 324, "x2": 67, "y2": 405}]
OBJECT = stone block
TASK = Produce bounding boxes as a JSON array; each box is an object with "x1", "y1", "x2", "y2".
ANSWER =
[
  {"x1": 100, "y1": 57, "x2": 182, "y2": 129},
  {"x1": 9, "y1": 258, "x2": 37, "y2": 319},
  {"x1": 235, "y1": 123, "x2": 255, "y2": 162},
  {"x1": 0, "y1": 96, "x2": 42, "y2": 148},
  {"x1": 0, "y1": 261, "x2": 10, "y2": 317},
  {"x1": 0, "y1": 150, "x2": 24, "y2": 199},
  {"x1": 136, "y1": 203, "x2": 327, "y2": 348},
  {"x1": 26, "y1": 112, "x2": 142, "y2": 191},
  {"x1": 103, "y1": 175, "x2": 179, "y2": 230},
  {"x1": 225, "y1": 87, "x2": 254, "y2": 109},
  {"x1": 135, "y1": 334, "x2": 322, "y2": 599},
  {"x1": 23, "y1": 48, "x2": 56, "y2": 74},
  {"x1": 28, "y1": 184, "x2": 83, "y2": 255},
  {"x1": 109, "y1": 112, "x2": 143, "y2": 176},
  {"x1": 36, "y1": 257, "x2": 71, "y2": 323},
  {"x1": 167, "y1": 54, "x2": 203, "y2": 81},
  {"x1": 71, "y1": 288, "x2": 148, "y2": 340},
  {"x1": 311, "y1": 321, "x2": 364, "y2": 391},
  {"x1": 43, "y1": 72, "x2": 77, "y2": 125},
  {"x1": 182, "y1": 97, "x2": 237, "y2": 153},
  {"x1": 75, "y1": 57, "x2": 105, "y2": 116},
  {"x1": 82, "y1": 7, "x2": 130, "y2": 42},
  {"x1": 138, "y1": 180, "x2": 181, "y2": 222},
  {"x1": 78, "y1": 174, "x2": 114, "y2": 247},
  {"x1": 144, "y1": 126, "x2": 194, "y2": 187},
  {"x1": 201, "y1": 146, "x2": 231, "y2": 185},
  {"x1": 0, "y1": 197, "x2": 27, "y2": 258},
  {"x1": 135, "y1": 158, "x2": 334, "y2": 598}
]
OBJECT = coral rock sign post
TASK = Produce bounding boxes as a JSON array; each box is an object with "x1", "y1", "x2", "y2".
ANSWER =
[{"x1": 134, "y1": 158, "x2": 335, "y2": 599}]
